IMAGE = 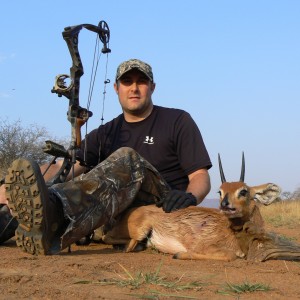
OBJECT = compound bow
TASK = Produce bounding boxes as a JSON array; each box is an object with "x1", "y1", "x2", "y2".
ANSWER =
[{"x1": 43, "y1": 20, "x2": 111, "y2": 185}]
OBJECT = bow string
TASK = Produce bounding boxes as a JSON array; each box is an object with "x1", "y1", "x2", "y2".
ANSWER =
[{"x1": 43, "y1": 20, "x2": 111, "y2": 185}]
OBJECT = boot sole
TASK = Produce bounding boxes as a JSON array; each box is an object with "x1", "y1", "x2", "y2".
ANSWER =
[{"x1": 5, "y1": 159, "x2": 48, "y2": 255}]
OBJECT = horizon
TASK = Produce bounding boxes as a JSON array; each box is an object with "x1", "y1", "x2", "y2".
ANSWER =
[{"x1": 1, "y1": 1, "x2": 299, "y2": 198}]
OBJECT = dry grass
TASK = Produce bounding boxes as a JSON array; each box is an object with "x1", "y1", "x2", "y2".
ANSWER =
[
  {"x1": 74, "y1": 261, "x2": 204, "y2": 299},
  {"x1": 259, "y1": 199, "x2": 300, "y2": 228},
  {"x1": 217, "y1": 281, "x2": 271, "y2": 295}
]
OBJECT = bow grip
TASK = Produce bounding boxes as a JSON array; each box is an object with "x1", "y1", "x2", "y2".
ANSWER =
[{"x1": 73, "y1": 107, "x2": 93, "y2": 148}]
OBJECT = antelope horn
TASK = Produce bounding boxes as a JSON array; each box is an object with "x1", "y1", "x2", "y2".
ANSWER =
[
  {"x1": 218, "y1": 153, "x2": 226, "y2": 183},
  {"x1": 240, "y1": 152, "x2": 245, "y2": 182}
]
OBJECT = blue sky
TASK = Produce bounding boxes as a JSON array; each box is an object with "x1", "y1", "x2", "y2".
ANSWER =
[{"x1": 1, "y1": 1, "x2": 299, "y2": 200}]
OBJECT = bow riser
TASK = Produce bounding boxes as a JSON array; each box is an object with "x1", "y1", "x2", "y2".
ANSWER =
[{"x1": 45, "y1": 20, "x2": 111, "y2": 184}]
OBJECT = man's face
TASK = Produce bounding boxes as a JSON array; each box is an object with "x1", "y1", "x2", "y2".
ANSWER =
[{"x1": 114, "y1": 69, "x2": 155, "y2": 117}]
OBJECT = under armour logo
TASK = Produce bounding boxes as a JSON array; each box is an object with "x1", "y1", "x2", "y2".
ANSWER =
[{"x1": 144, "y1": 136, "x2": 154, "y2": 144}]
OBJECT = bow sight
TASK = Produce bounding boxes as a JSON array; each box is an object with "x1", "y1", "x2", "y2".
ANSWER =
[{"x1": 43, "y1": 20, "x2": 111, "y2": 184}]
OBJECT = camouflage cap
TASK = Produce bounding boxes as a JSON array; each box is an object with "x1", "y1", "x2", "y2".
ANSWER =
[{"x1": 115, "y1": 59, "x2": 153, "y2": 82}]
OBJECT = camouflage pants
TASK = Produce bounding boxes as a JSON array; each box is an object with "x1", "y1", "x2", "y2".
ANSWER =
[{"x1": 51, "y1": 147, "x2": 170, "y2": 250}]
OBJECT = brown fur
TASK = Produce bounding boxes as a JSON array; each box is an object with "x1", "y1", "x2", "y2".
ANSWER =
[
  {"x1": 103, "y1": 205, "x2": 244, "y2": 261},
  {"x1": 102, "y1": 182, "x2": 298, "y2": 261}
]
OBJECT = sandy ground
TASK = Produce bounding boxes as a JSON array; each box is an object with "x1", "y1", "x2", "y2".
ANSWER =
[{"x1": 0, "y1": 224, "x2": 300, "y2": 300}]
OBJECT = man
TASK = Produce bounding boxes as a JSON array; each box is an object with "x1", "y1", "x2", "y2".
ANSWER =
[{"x1": 2, "y1": 59, "x2": 212, "y2": 255}]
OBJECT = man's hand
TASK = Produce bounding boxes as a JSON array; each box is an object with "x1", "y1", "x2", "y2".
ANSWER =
[{"x1": 156, "y1": 190, "x2": 197, "y2": 213}]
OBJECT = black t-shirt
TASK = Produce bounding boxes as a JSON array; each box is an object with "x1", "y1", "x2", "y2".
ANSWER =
[{"x1": 76, "y1": 105, "x2": 212, "y2": 190}]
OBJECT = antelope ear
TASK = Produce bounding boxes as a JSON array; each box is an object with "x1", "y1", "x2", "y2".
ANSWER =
[{"x1": 252, "y1": 183, "x2": 281, "y2": 206}]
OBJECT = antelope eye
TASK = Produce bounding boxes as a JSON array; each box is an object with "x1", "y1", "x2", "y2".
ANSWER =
[
  {"x1": 217, "y1": 190, "x2": 221, "y2": 196},
  {"x1": 239, "y1": 189, "x2": 248, "y2": 197}
]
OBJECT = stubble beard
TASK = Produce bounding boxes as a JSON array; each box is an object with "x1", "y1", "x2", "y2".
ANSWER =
[{"x1": 123, "y1": 100, "x2": 153, "y2": 118}]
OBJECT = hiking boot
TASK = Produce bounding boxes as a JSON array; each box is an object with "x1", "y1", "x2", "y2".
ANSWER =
[
  {"x1": 0, "y1": 204, "x2": 18, "y2": 244},
  {"x1": 5, "y1": 159, "x2": 66, "y2": 255}
]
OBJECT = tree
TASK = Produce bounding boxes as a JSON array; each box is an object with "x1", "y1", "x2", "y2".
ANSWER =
[
  {"x1": 281, "y1": 188, "x2": 300, "y2": 201},
  {"x1": 0, "y1": 118, "x2": 68, "y2": 177},
  {"x1": 292, "y1": 186, "x2": 300, "y2": 200},
  {"x1": 281, "y1": 191, "x2": 293, "y2": 200}
]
